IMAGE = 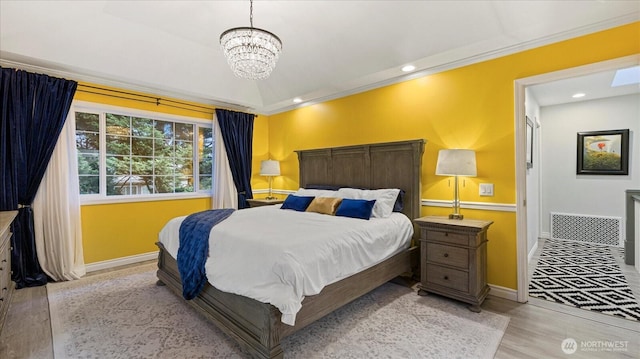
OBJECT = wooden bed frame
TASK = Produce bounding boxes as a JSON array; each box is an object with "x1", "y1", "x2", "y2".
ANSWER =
[{"x1": 156, "y1": 139, "x2": 425, "y2": 358}]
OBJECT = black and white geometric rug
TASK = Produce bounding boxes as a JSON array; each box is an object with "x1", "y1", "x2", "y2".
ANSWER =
[{"x1": 529, "y1": 238, "x2": 640, "y2": 321}]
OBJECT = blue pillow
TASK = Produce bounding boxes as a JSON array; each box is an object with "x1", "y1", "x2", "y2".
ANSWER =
[
  {"x1": 393, "y1": 189, "x2": 405, "y2": 212},
  {"x1": 335, "y1": 199, "x2": 376, "y2": 220},
  {"x1": 281, "y1": 195, "x2": 315, "y2": 211}
]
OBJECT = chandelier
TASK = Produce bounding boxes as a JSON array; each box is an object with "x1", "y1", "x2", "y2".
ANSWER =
[{"x1": 220, "y1": 0, "x2": 282, "y2": 80}]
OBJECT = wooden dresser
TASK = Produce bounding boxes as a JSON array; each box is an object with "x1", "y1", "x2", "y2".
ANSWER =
[
  {"x1": 414, "y1": 216, "x2": 493, "y2": 312},
  {"x1": 0, "y1": 210, "x2": 17, "y2": 332}
]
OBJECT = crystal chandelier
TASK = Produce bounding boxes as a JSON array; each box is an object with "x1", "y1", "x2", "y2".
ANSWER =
[{"x1": 220, "y1": 0, "x2": 282, "y2": 80}]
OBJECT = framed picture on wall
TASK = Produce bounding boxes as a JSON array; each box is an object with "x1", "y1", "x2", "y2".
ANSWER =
[
  {"x1": 577, "y1": 129, "x2": 629, "y2": 175},
  {"x1": 526, "y1": 116, "x2": 534, "y2": 169}
]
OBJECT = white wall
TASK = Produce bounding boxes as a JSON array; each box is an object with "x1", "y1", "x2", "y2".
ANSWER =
[
  {"x1": 540, "y1": 94, "x2": 640, "y2": 236},
  {"x1": 525, "y1": 88, "x2": 541, "y2": 257}
]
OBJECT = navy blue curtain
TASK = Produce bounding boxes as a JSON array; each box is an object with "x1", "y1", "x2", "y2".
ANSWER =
[
  {"x1": 0, "y1": 67, "x2": 77, "y2": 288},
  {"x1": 215, "y1": 109, "x2": 254, "y2": 209}
]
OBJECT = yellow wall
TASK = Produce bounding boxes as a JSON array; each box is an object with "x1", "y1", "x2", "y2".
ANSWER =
[
  {"x1": 75, "y1": 85, "x2": 270, "y2": 263},
  {"x1": 268, "y1": 22, "x2": 640, "y2": 290},
  {"x1": 81, "y1": 198, "x2": 210, "y2": 263}
]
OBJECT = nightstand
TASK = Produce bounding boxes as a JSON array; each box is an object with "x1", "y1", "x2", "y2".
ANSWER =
[
  {"x1": 414, "y1": 216, "x2": 493, "y2": 312},
  {"x1": 247, "y1": 198, "x2": 284, "y2": 208}
]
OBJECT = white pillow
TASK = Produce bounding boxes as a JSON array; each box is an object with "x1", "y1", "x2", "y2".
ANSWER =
[
  {"x1": 293, "y1": 188, "x2": 340, "y2": 198},
  {"x1": 337, "y1": 188, "x2": 400, "y2": 218}
]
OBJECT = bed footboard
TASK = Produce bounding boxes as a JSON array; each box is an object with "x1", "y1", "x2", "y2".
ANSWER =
[
  {"x1": 156, "y1": 242, "x2": 284, "y2": 359},
  {"x1": 156, "y1": 242, "x2": 416, "y2": 358}
]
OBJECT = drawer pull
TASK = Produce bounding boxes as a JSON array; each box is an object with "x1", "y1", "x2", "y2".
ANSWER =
[
  {"x1": 443, "y1": 253, "x2": 449, "y2": 258},
  {"x1": 444, "y1": 276, "x2": 449, "y2": 280}
]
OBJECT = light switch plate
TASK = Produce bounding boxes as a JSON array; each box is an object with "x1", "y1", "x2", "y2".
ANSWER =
[{"x1": 479, "y1": 183, "x2": 494, "y2": 196}]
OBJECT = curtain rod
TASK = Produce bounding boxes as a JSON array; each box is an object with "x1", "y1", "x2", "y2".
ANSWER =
[
  {"x1": 76, "y1": 84, "x2": 259, "y2": 117},
  {"x1": 77, "y1": 84, "x2": 214, "y2": 115}
]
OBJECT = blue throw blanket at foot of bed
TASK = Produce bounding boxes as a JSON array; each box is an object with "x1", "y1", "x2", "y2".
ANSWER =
[{"x1": 177, "y1": 209, "x2": 235, "y2": 300}]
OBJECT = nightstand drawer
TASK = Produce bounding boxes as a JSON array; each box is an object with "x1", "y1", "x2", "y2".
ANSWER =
[
  {"x1": 426, "y1": 264, "x2": 468, "y2": 292},
  {"x1": 247, "y1": 199, "x2": 284, "y2": 208},
  {"x1": 425, "y1": 230, "x2": 468, "y2": 246},
  {"x1": 426, "y1": 243, "x2": 468, "y2": 269}
]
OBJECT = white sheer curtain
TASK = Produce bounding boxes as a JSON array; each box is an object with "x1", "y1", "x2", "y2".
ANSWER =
[
  {"x1": 213, "y1": 112, "x2": 238, "y2": 209},
  {"x1": 33, "y1": 105, "x2": 86, "y2": 281}
]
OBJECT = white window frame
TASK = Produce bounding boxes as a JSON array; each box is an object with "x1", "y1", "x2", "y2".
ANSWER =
[{"x1": 74, "y1": 101, "x2": 213, "y2": 205}]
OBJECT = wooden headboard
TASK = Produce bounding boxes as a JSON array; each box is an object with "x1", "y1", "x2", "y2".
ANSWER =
[{"x1": 295, "y1": 139, "x2": 425, "y2": 223}]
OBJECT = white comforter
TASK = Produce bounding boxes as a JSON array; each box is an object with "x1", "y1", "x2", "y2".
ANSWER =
[{"x1": 158, "y1": 204, "x2": 413, "y2": 326}]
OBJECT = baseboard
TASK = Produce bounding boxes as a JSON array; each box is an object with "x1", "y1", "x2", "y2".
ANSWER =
[
  {"x1": 540, "y1": 231, "x2": 551, "y2": 239},
  {"x1": 488, "y1": 283, "x2": 518, "y2": 301},
  {"x1": 85, "y1": 251, "x2": 158, "y2": 273},
  {"x1": 528, "y1": 240, "x2": 539, "y2": 263}
]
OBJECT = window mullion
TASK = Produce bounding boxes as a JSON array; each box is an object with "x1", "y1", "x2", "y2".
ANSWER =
[
  {"x1": 193, "y1": 124, "x2": 200, "y2": 192},
  {"x1": 99, "y1": 112, "x2": 107, "y2": 198}
]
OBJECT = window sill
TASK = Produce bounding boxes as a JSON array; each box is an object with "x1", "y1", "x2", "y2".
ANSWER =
[{"x1": 80, "y1": 192, "x2": 211, "y2": 206}]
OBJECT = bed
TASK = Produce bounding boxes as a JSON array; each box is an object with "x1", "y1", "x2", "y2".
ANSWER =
[{"x1": 156, "y1": 139, "x2": 425, "y2": 358}]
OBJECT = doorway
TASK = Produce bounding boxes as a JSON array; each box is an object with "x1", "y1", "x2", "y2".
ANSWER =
[{"x1": 514, "y1": 55, "x2": 640, "y2": 316}]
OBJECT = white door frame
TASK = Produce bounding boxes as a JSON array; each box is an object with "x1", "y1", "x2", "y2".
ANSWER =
[{"x1": 513, "y1": 54, "x2": 639, "y2": 302}]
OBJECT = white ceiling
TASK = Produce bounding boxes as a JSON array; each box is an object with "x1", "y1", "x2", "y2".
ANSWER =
[
  {"x1": 529, "y1": 67, "x2": 640, "y2": 107},
  {"x1": 1, "y1": 1, "x2": 639, "y2": 114}
]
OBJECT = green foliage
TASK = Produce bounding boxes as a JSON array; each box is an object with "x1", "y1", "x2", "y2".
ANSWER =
[
  {"x1": 76, "y1": 112, "x2": 101, "y2": 194},
  {"x1": 583, "y1": 151, "x2": 621, "y2": 170},
  {"x1": 76, "y1": 111, "x2": 213, "y2": 195}
]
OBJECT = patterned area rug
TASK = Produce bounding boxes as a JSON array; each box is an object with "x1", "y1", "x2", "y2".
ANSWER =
[
  {"x1": 529, "y1": 239, "x2": 640, "y2": 321},
  {"x1": 48, "y1": 263, "x2": 509, "y2": 359}
]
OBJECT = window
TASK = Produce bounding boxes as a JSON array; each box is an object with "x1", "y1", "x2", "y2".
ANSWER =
[{"x1": 75, "y1": 106, "x2": 213, "y2": 200}]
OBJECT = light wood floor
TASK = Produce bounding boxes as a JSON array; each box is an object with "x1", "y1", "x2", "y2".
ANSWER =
[{"x1": 0, "y1": 261, "x2": 639, "y2": 359}]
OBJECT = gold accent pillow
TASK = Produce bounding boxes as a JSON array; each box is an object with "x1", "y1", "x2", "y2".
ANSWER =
[{"x1": 306, "y1": 197, "x2": 343, "y2": 215}]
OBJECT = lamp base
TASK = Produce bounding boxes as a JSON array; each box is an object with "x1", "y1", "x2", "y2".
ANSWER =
[{"x1": 448, "y1": 213, "x2": 464, "y2": 220}]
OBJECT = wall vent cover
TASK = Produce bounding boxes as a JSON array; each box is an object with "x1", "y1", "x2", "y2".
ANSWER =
[{"x1": 550, "y1": 212, "x2": 623, "y2": 247}]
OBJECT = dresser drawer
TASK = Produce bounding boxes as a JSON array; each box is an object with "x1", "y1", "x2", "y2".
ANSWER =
[
  {"x1": 426, "y1": 243, "x2": 468, "y2": 269},
  {"x1": 0, "y1": 275, "x2": 7, "y2": 303},
  {"x1": 425, "y1": 230, "x2": 469, "y2": 246},
  {"x1": 0, "y1": 247, "x2": 8, "y2": 302},
  {"x1": 426, "y1": 264, "x2": 468, "y2": 292},
  {"x1": 0, "y1": 242, "x2": 9, "y2": 275}
]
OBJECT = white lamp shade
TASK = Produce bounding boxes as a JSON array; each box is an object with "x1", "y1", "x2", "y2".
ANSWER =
[
  {"x1": 260, "y1": 160, "x2": 280, "y2": 176},
  {"x1": 435, "y1": 149, "x2": 477, "y2": 176}
]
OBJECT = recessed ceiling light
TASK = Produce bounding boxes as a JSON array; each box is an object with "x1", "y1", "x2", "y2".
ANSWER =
[
  {"x1": 611, "y1": 66, "x2": 640, "y2": 87},
  {"x1": 293, "y1": 97, "x2": 303, "y2": 103},
  {"x1": 401, "y1": 65, "x2": 415, "y2": 72},
  {"x1": 572, "y1": 93, "x2": 586, "y2": 98}
]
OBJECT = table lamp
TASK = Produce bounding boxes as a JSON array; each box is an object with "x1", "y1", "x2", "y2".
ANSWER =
[
  {"x1": 260, "y1": 160, "x2": 280, "y2": 200},
  {"x1": 435, "y1": 149, "x2": 477, "y2": 220}
]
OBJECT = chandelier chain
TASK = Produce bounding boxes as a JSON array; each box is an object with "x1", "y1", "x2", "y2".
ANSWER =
[{"x1": 250, "y1": 0, "x2": 253, "y2": 28}]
